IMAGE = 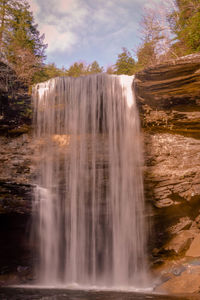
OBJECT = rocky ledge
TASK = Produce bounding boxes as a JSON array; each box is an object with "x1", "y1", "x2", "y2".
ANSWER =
[{"x1": 135, "y1": 53, "x2": 200, "y2": 139}]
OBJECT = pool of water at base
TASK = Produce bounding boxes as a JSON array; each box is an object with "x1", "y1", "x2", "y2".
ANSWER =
[{"x1": 0, "y1": 287, "x2": 200, "y2": 300}]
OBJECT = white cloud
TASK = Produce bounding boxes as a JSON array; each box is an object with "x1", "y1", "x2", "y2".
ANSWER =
[
  {"x1": 29, "y1": 0, "x2": 89, "y2": 54},
  {"x1": 28, "y1": 0, "x2": 173, "y2": 63},
  {"x1": 28, "y1": 0, "x2": 40, "y2": 15},
  {"x1": 57, "y1": 0, "x2": 74, "y2": 12},
  {"x1": 41, "y1": 24, "x2": 77, "y2": 53}
]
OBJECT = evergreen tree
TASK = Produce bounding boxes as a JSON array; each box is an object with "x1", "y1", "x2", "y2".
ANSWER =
[
  {"x1": 106, "y1": 65, "x2": 115, "y2": 74},
  {"x1": 0, "y1": 0, "x2": 46, "y2": 85},
  {"x1": 87, "y1": 61, "x2": 104, "y2": 74},
  {"x1": 136, "y1": 41, "x2": 157, "y2": 69},
  {"x1": 68, "y1": 62, "x2": 87, "y2": 77},
  {"x1": 114, "y1": 48, "x2": 135, "y2": 75}
]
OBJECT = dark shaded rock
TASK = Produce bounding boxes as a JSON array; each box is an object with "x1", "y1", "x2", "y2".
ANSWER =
[
  {"x1": 0, "y1": 181, "x2": 32, "y2": 215},
  {"x1": 0, "y1": 133, "x2": 37, "y2": 283},
  {"x1": 0, "y1": 213, "x2": 34, "y2": 285},
  {"x1": 168, "y1": 217, "x2": 192, "y2": 235}
]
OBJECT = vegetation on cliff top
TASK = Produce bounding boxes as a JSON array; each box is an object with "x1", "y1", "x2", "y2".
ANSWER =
[{"x1": 1, "y1": 0, "x2": 200, "y2": 83}]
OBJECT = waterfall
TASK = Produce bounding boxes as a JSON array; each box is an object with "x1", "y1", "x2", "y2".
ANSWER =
[{"x1": 32, "y1": 74, "x2": 147, "y2": 288}]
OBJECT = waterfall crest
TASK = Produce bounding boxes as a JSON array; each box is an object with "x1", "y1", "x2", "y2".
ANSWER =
[{"x1": 33, "y1": 74, "x2": 147, "y2": 287}]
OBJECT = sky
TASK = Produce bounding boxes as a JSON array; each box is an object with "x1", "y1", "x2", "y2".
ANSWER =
[{"x1": 28, "y1": 0, "x2": 169, "y2": 69}]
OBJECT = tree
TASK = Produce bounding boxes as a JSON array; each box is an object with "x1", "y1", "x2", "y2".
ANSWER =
[
  {"x1": 169, "y1": 0, "x2": 200, "y2": 53},
  {"x1": 87, "y1": 61, "x2": 104, "y2": 74},
  {"x1": 33, "y1": 63, "x2": 67, "y2": 84},
  {"x1": 136, "y1": 8, "x2": 166, "y2": 68},
  {"x1": 136, "y1": 41, "x2": 157, "y2": 69},
  {"x1": 106, "y1": 65, "x2": 115, "y2": 74},
  {"x1": 0, "y1": 0, "x2": 47, "y2": 85},
  {"x1": 114, "y1": 48, "x2": 136, "y2": 75},
  {"x1": 67, "y1": 62, "x2": 87, "y2": 77}
]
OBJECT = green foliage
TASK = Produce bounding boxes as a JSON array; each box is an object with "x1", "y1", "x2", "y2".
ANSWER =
[
  {"x1": 106, "y1": 65, "x2": 115, "y2": 74},
  {"x1": 0, "y1": 0, "x2": 46, "y2": 85},
  {"x1": 87, "y1": 61, "x2": 104, "y2": 74},
  {"x1": 33, "y1": 63, "x2": 67, "y2": 84},
  {"x1": 136, "y1": 41, "x2": 157, "y2": 69},
  {"x1": 114, "y1": 48, "x2": 136, "y2": 75},
  {"x1": 169, "y1": 0, "x2": 200, "y2": 54},
  {"x1": 33, "y1": 60, "x2": 104, "y2": 83},
  {"x1": 67, "y1": 61, "x2": 103, "y2": 77},
  {"x1": 68, "y1": 62, "x2": 87, "y2": 77}
]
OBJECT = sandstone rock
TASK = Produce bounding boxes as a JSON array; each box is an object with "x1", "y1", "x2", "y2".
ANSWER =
[
  {"x1": 154, "y1": 198, "x2": 174, "y2": 208},
  {"x1": 136, "y1": 54, "x2": 200, "y2": 140},
  {"x1": 155, "y1": 270, "x2": 200, "y2": 294},
  {"x1": 168, "y1": 217, "x2": 192, "y2": 235},
  {"x1": 186, "y1": 234, "x2": 200, "y2": 257},
  {"x1": 144, "y1": 132, "x2": 200, "y2": 205},
  {"x1": 164, "y1": 230, "x2": 197, "y2": 255}
]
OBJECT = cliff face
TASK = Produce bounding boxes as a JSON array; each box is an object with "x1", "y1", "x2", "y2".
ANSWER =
[
  {"x1": 135, "y1": 53, "x2": 200, "y2": 210},
  {"x1": 135, "y1": 53, "x2": 200, "y2": 293},
  {"x1": 0, "y1": 62, "x2": 34, "y2": 284},
  {"x1": 0, "y1": 134, "x2": 35, "y2": 285}
]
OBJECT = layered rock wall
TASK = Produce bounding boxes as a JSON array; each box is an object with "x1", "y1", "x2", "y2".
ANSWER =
[{"x1": 135, "y1": 54, "x2": 200, "y2": 293}]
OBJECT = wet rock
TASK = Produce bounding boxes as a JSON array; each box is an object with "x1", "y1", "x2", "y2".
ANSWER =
[
  {"x1": 155, "y1": 270, "x2": 200, "y2": 294},
  {"x1": 188, "y1": 258, "x2": 200, "y2": 266},
  {"x1": 171, "y1": 265, "x2": 186, "y2": 276}
]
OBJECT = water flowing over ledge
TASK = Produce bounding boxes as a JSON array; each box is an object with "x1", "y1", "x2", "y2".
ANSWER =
[{"x1": 32, "y1": 74, "x2": 148, "y2": 288}]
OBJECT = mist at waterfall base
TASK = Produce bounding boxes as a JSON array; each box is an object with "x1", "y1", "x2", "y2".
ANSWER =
[{"x1": 32, "y1": 74, "x2": 149, "y2": 290}]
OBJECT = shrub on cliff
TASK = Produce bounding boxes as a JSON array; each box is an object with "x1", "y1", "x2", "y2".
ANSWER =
[{"x1": 0, "y1": 61, "x2": 31, "y2": 128}]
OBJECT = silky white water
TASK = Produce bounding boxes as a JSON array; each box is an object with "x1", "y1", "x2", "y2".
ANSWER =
[{"x1": 32, "y1": 74, "x2": 147, "y2": 288}]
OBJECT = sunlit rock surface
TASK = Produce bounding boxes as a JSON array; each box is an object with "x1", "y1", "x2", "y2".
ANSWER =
[{"x1": 135, "y1": 53, "x2": 200, "y2": 139}]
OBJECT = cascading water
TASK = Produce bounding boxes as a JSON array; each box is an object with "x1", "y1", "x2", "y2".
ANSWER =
[{"x1": 32, "y1": 74, "x2": 148, "y2": 288}]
